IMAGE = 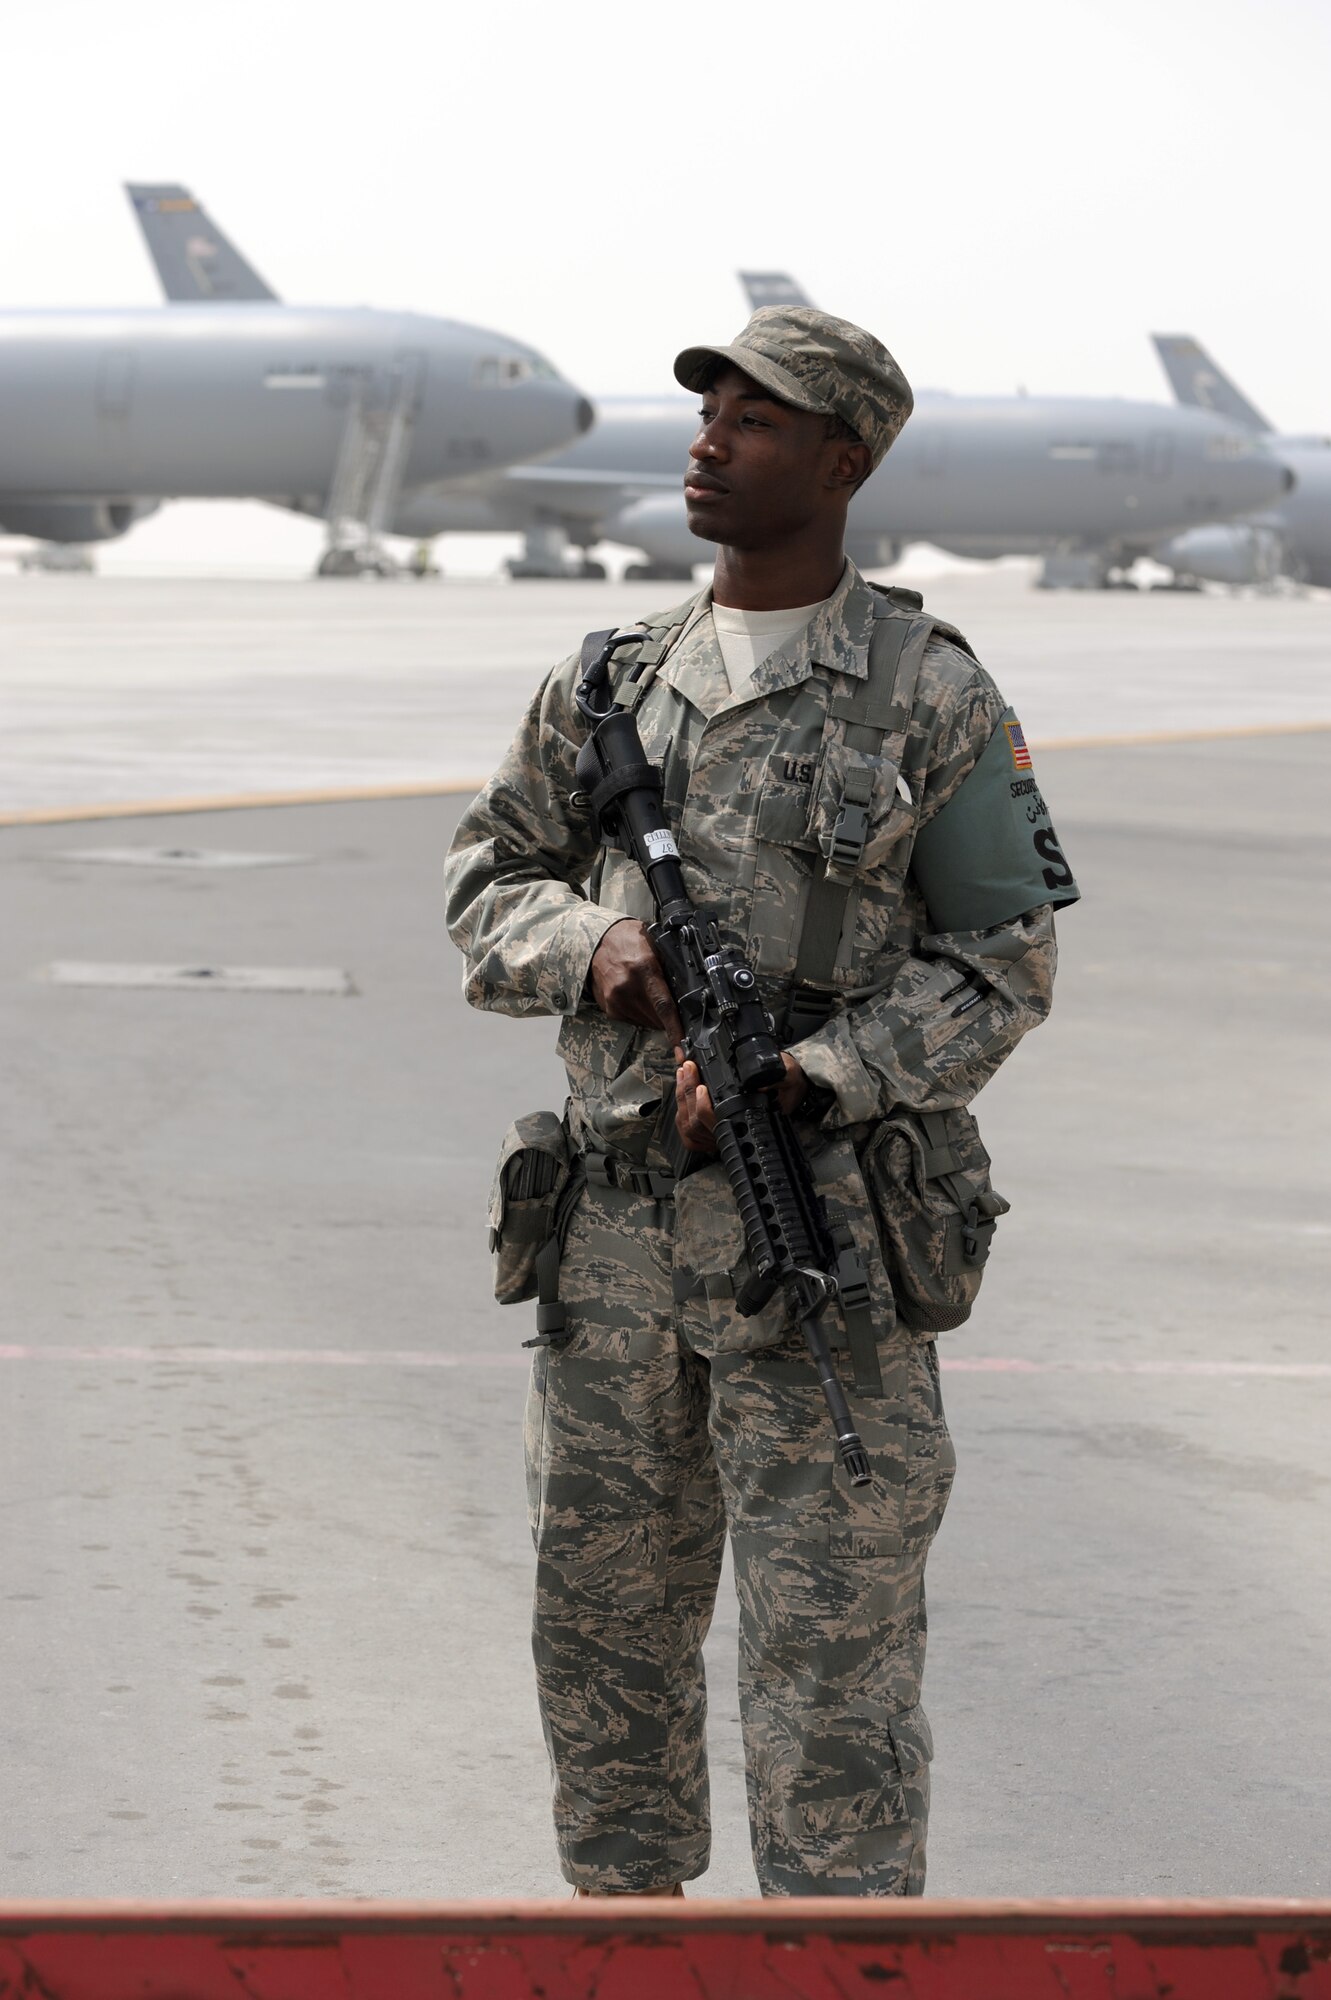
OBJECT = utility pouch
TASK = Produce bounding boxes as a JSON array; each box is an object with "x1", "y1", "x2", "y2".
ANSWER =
[
  {"x1": 487, "y1": 1112, "x2": 574, "y2": 1332},
  {"x1": 862, "y1": 1107, "x2": 1009, "y2": 1335}
]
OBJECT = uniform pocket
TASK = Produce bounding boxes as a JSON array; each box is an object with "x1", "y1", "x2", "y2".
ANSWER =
[
  {"x1": 523, "y1": 1345, "x2": 549, "y2": 1541},
  {"x1": 673, "y1": 1162, "x2": 791, "y2": 1356},
  {"x1": 805, "y1": 740, "x2": 913, "y2": 878},
  {"x1": 828, "y1": 1439, "x2": 905, "y2": 1560},
  {"x1": 887, "y1": 1701, "x2": 933, "y2": 1895},
  {"x1": 863, "y1": 1107, "x2": 1009, "y2": 1334},
  {"x1": 487, "y1": 1109, "x2": 572, "y2": 1306}
]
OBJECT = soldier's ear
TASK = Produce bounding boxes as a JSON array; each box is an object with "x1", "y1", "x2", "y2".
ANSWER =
[{"x1": 828, "y1": 440, "x2": 872, "y2": 495}]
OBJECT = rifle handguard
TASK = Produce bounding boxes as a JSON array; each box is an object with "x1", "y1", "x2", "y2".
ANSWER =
[{"x1": 576, "y1": 629, "x2": 873, "y2": 1487}]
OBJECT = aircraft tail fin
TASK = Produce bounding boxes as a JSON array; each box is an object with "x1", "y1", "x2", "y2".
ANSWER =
[
  {"x1": 1151, "y1": 333, "x2": 1272, "y2": 434},
  {"x1": 738, "y1": 270, "x2": 813, "y2": 311},
  {"x1": 125, "y1": 183, "x2": 278, "y2": 302}
]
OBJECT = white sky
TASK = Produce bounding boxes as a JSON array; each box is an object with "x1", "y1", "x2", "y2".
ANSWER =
[{"x1": 2, "y1": 0, "x2": 1326, "y2": 570}]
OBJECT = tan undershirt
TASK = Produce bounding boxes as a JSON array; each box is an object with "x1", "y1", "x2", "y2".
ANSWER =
[{"x1": 709, "y1": 578, "x2": 840, "y2": 698}]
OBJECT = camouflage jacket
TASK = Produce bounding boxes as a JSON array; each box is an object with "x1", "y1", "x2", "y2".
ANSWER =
[{"x1": 444, "y1": 561, "x2": 1058, "y2": 1172}]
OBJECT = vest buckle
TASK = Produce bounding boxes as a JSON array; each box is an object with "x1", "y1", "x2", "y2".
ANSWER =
[{"x1": 823, "y1": 798, "x2": 870, "y2": 875}]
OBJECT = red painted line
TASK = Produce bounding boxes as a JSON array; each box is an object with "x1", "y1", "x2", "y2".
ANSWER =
[
  {"x1": 0, "y1": 1897, "x2": 1329, "y2": 1999},
  {"x1": 0, "y1": 1345, "x2": 1327, "y2": 1379},
  {"x1": 3, "y1": 1343, "x2": 527, "y2": 1367},
  {"x1": 946, "y1": 1356, "x2": 1331, "y2": 1377}
]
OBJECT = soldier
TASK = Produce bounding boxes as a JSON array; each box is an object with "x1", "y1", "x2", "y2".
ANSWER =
[{"x1": 445, "y1": 307, "x2": 1077, "y2": 1899}]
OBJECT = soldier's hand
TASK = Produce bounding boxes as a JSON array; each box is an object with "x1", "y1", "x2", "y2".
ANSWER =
[
  {"x1": 674, "y1": 1050, "x2": 808, "y2": 1155},
  {"x1": 589, "y1": 919, "x2": 684, "y2": 1042}
]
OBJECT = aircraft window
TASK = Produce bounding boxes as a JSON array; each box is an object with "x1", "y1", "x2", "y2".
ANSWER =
[
  {"x1": 1048, "y1": 443, "x2": 1097, "y2": 460},
  {"x1": 1205, "y1": 434, "x2": 1252, "y2": 459},
  {"x1": 477, "y1": 353, "x2": 560, "y2": 385},
  {"x1": 1098, "y1": 441, "x2": 1139, "y2": 473},
  {"x1": 264, "y1": 369, "x2": 326, "y2": 390}
]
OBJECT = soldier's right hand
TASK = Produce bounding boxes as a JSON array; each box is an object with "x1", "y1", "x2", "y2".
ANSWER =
[{"x1": 589, "y1": 919, "x2": 685, "y2": 1043}]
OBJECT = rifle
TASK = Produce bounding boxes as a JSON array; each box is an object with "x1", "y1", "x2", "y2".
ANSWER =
[{"x1": 575, "y1": 632, "x2": 872, "y2": 1487}]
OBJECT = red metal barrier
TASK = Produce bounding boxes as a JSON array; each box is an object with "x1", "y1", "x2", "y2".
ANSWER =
[{"x1": 2, "y1": 1898, "x2": 1329, "y2": 1999}]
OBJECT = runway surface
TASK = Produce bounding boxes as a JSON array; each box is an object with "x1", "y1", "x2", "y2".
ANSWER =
[
  {"x1": 3, "y1": 631, "x2": 1328, "y2": 1898},
  {"x1": 3, "y1": 568, "x2": 1330, "y2": 816}
]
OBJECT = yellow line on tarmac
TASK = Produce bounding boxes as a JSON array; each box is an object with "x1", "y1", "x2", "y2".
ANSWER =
[
  {"x1": 0, "y1": 780, "x2": 483, "y2": 829},
  {"x1": 1039, "y1": 718, "x2": 1331, "y2": 751},
  {"x1": 2, "y1": 718, "x2": 1329, "y2": 828}
]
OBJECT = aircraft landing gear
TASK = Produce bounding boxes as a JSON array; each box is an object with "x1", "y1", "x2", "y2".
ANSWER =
[
  {"x1": 623, "y1": 564, "x2": 695, "y2": 584},
  {"x1": 1035, "y1": 549, "x2": 1145, "y2": 590},
  {"x1": 316, "y1": 546, "x2": 400, "y2": 578},
  {"x1": 507, "y1": 524, "x2": 608, "y2": 579},
  {"x1": 1035, "y1": 550, "x2": 1115, "y2": 590},
  {"x1": 17, "y1": 542, "x2": 95, "y2": 574}
]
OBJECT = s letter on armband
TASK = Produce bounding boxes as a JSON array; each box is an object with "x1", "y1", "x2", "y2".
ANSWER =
[{"x1": 910, "y1": 710, "x2": 1081, "y2": 933}]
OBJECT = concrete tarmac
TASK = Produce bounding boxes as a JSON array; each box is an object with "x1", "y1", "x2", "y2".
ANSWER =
[
  {"x1": 3, "y1": 723, "x2": 1328, "y2": 1898},
  {"x1": 4, "y1": 568, "x2": 1331, "y2": 814}
]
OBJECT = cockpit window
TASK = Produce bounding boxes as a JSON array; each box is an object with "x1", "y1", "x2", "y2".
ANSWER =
[
  {"x1": 474, "y1": 354, "x2": 562, "y2": 386},
  {"x1": 1206, "y1": 433, "x2": 1255, "y2": 459}
]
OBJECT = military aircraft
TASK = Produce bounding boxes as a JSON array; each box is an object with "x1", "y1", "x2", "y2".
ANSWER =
[
  {"x1": 1150, "y1": 336, "x2": 1330, "y2": 589},
  {"x1": 0, "y1": 185, "x2": 593, "y2": 573},
  {"x1": 133, "y1": 214, "x2": 1289, "y2": 586},
  {"x1": 395, "y1": 275, "x2": 1292, "y2": 586}
]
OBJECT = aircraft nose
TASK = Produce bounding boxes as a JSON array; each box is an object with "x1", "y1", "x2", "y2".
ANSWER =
[
  {"x1": 1231, "y1": 444, "x2": 1295, "y2": 510},
  {"x1": 576, "y1": 396, "x2": 595, "y2": 436}
]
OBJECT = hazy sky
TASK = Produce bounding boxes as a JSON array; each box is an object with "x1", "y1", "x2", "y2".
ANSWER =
[{"x1": 2, "y1": 0, "x2": 1326, "y2": 568}]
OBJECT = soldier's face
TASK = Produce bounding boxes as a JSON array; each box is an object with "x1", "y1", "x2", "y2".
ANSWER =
[{"x1": 684, "y1": 365, "x2": 851, "y2": 549}]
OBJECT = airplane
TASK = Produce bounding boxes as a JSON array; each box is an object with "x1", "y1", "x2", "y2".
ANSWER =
[
  {"x1": 0, "y1": 185, "x2": 593, "y2": 573},
  {"x1": 133, "y1": 215, "x2": 1290, "y2": 588},
  {"x1": 397, "y1": 281, "x2": 1292, "y2": 586},
  {"x1": 1150, "y1": 336, "x2": 1331, "y2": 589}
]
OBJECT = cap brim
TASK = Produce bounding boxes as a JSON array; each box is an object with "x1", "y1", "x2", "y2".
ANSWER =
[{"x1": 672, "y1": 341, "x2": 830, "y2": 414}]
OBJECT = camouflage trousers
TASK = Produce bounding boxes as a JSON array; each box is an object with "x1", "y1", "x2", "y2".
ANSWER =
[{"x1": 523, "y1": 1168, "x2": 956, "y2": 1898}]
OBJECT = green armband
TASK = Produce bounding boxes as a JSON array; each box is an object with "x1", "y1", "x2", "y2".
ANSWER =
[{"x1": 911, "y1": 709, "x2": 1080, "y2": 933}]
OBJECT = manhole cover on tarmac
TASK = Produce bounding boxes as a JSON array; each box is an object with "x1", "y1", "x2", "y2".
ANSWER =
[
  {"x1": 54, "y1": 847, "x2": 309, "y2": 869},
  {"x1": 43, "y1": 963, "x2": 356, "y2": 995}
]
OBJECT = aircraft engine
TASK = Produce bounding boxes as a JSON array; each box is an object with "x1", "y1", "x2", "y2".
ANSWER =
[
  {"x1": 843, "y1": 533, "x2": 902, "y2": 571},
  {"x1": 605, "y1": 493, "x2": 698, "y2": 570},
  {"x1": 0, "y1": 499, "x2": 158, "y2": 543},
  {"x1": 1154, "y1": 523, "x2": 1284, "y2": 587}
]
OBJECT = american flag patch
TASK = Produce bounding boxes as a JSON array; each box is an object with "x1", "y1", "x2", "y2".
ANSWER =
[{"x1": 1004, "y1": 719, "x2": 1033, "y2": 771}]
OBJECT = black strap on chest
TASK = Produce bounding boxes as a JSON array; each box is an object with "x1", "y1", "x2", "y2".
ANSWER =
[
  {"x1": 577, "y1": 604, "x2": 696, "y2": 878},
  {"x1": 785, "y1": 593, "x2": 937, "y2": 1040}
]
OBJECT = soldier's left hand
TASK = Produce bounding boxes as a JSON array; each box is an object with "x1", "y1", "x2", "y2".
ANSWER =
[{"x1": 674, "y1": 1050, "x2": 808, "y2": 1154}]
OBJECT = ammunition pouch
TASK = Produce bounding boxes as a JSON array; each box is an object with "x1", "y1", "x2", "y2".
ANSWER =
[
  {"x1": 487, "y1": 1110, "x2": 581, "y2": 1343},
  {"x1": 862, "y1": 1107, "x2": 1009, "y2": 1335}
]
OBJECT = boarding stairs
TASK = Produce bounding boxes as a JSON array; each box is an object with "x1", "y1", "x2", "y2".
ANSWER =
[{"x1": 318, "y1": 354, "x2": 423, "y2": 578}]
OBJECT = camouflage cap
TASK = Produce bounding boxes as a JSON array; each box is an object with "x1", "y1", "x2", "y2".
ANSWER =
[{"x1": 674, "y1": 305, "x2": 913, "y2": 469}]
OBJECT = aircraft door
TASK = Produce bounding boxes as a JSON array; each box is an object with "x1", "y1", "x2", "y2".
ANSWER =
[
  {"x1": 393, "y1": 348, "x2": 427, "y2": 414},
  {"x1": 96, "y1": 350, "x2": 136, "y2": 418},
  {"x1": 916, "y1": 430, "x2": 947, "y2": 477},
  {"x1": 1145, "y1": 431, "x2": 1174, "y2": 480}
]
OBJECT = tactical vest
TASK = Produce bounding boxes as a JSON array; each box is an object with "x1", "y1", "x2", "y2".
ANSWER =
[{"x1": 580, "y1": 582, "x2": 976, "y2": 1040}]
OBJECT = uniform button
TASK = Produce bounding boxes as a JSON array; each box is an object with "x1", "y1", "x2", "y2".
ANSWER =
[{"x1": 551, "y1": 988, "x2": 568, "y2": 1010}]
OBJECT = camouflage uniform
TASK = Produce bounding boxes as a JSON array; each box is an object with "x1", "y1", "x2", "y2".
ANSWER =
[{"x1": 446, "y1": 557, "x2": 1062, "y2": 1896}]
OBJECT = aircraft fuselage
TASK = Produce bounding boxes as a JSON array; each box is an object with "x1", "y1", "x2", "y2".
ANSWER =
[
  {"x1": 398, "y1": 389, "x2": 1290, "y2": 564},
  {"x1": 0, "y1": 306, "x2": 590, "y2": 506}
]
